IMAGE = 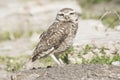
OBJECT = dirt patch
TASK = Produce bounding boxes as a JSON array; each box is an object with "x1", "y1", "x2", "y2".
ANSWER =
[{"x1": 11, "y1": 64, "x2": 120, "y2": 80}]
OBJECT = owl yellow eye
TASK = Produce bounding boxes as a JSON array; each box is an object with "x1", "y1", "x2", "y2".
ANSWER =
[
  {"x1": 59, "y1": 14, "x2": 64, "y2": 16},
  {"x1": 70, "y1": 12, "x2": 74, "y2": 15}
]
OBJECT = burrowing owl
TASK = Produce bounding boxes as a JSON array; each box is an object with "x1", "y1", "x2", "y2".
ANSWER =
[{"x1": 26, "y1": 8, "x2": 79, "y2": 67}]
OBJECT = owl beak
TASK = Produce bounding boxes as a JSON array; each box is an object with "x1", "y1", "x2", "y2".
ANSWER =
[{"x1": 65, "y1": 15, "x2": 69, "y2": 19}]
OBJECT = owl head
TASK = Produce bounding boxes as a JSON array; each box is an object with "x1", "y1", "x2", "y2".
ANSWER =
[{"x1": 56, "y1": 8, "x2": 80, "y2": 23}]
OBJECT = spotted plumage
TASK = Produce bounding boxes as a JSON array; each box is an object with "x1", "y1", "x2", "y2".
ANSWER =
[{"x1": 24, "y1": 8, "x2": 79, "y2": 68}]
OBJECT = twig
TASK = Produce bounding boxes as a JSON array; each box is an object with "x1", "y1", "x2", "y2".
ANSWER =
[
  {"x1": 99, "y1": 10, "x2": 112, "y2": 21},
  {"x1": 113, "y1": 10, "x2": 120, "y2": 22},
  {"x1": 98, "y1": 9, "x2": 120, "y2": 28}
]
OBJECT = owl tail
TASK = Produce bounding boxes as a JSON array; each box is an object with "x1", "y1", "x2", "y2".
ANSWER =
[
  {"x1": 23, "y1": 53, "x2": 39, "y2": 69},
  {"x1": 22, "y1": 49, "x2": 41, "y2": 70},
  {"x1": 31, "y1": 53, "x2": 39, "y2": 62},
  {"x1": 22, "y1": 59, "x2": 34, "y2": 70},
  {"x1": 31, "y1": 47, "x2": 55, "y2": 62},
  {"x1": 22, "y1": 55, "x2": 39, "y2": 70}
]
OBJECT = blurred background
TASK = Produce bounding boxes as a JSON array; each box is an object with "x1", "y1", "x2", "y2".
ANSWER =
[{"x1": 0, "y1": 0, "x2": 120, "y2": 79}]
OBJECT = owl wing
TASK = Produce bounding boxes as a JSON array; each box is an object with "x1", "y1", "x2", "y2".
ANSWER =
[{"x1": 31, "y1": 22, "x2": 69, "y2": 62}]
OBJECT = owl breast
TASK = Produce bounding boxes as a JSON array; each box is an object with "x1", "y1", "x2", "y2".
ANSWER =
[{"x1": 55, "y1": 22, "x2": 78, "y2": 47}]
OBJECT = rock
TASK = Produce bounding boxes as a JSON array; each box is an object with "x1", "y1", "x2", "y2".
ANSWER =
[
  {"x1": 112, "y1": 61, "x2": 120, "y2": 66},
  {"x1": 92, "y1": 49, "x2": 104, "y2": 57},
  {"x1": 82, "y1": 52, "x2": 95, "y2": 61},
  {"x1": 68, "y1": 54, "x2": 82, "y2": 64},
  {"x1": 105, "y1": 50, "x2": 114, "y2": 58},
  {"x1": 115, "y1": 25, "x2": 120, "y2": 31}
]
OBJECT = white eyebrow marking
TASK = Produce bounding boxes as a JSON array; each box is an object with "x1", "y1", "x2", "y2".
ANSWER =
[{"x1": 58, "y1": 12, "x2": 63, "y2": 14}]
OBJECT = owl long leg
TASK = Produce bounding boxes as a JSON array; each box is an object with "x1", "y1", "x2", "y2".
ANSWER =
[
  {"x1": 59, "y1": 58, "x2": 64, "y2": 64},
  {"x1": 50, "y1": 39, "x2": 72, "y2": 65},
  {"x1": 50, "y1": 54, "x2": 61, "y2": 65}
]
